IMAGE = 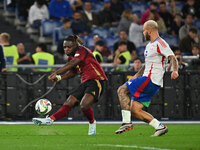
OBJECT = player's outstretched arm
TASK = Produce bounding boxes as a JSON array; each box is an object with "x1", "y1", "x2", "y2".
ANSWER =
[
  {"x1": 168, "y1": 55, "x2": 179, "y2": 79},
  {"x1": 61, "y1": 71, "x2": 76, "y2": 80},
  {"x1": 129, "y1": 65, "x2": 145, "y2": 80},
  {"x1": 49, "y1": 58, "x2": 81, "y2": 81}
]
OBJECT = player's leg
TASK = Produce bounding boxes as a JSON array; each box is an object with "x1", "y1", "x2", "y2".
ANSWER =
[
  {"x1": 80, "y1": 80, "x2": 104, "y2": 135},
  {"x1": 115, "y1": 83, "x2": 133, "y2": 134},
  {"x1": 32, "y1": 95, "x2": 79, "y2": 125},
  {"x1": 80, "y1": 93, "x2": 97, "y2": 135},
  {"x1": 130, "y1": 100, "x2": 168, "y2": 136},
  {"x1": 49, "y1": 95, "x2": 79, "y2": 121},
  {"x1": 80, "y1": 93, "x2": 96, "y2": 124}
]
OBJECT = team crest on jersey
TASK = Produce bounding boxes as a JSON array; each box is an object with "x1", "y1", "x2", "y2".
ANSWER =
[
  {"x1": 75, "y1": 53, "x2": 80, "y2": 57},
  {"x1": 127, "y1": 81, "x2": 132, "y2": 85},
  {"x1": 145, "y1": 50, "x2": 148, "y2": 56}
]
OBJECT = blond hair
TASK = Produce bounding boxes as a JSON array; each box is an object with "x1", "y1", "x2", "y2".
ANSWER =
[
  {"x1": 144, "y1": 20, "x2": 158, "y2": 30},
  {"x1": 0, "y1": 32, "x2": 10, "y2": 42}
]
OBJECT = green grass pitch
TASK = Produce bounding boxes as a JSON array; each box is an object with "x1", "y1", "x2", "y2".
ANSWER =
[{"x1": 0, "y1": 124, "x2": 200, "y2": 150}]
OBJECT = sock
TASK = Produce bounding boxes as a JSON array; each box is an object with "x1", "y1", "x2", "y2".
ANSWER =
[
  {"x1": 50, "y1": 104, "x2": 71, "y2": 121},
  {"x1": 149, "y1": 118, "x2": 164, "y2": 130},
  {"x1": 122, "y1": 110, "x2": 131, "y2": 123},
  {"x1": 81, "y1": 107, "x2": 95, "y2": 124}
]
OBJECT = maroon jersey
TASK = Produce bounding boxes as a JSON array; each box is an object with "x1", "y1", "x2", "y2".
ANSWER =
[{"x1": 68, "y1": 46, "x2": 108, "y2": 83}]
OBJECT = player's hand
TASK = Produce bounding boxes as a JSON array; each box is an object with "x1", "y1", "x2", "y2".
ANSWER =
[
  {"x1": 128, "y1": 75, "x2": 137, "y2": 80},
  {"x1": 48, "y1": 73, "x2": 57, "y2": 82},
  {"x1": 171, "y1": 71, "x2": 179, "y2": 79},
  {"x1": 115, "y1": 49, "x2": 120, "y2": 56},
  {"x1": 48, "y1": 73, "x2": 62, "y2": 82}
]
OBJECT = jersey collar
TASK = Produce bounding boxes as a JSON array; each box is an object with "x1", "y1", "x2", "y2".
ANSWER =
[{"x1": 152, "y1": 37, "x2": 160, "y2": 43}]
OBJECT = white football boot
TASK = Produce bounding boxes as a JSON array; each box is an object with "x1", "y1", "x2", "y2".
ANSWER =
[
  {"x1": 152, "y1": 125, "x2": 168, "y2": 136},
  {"x1": 32, "y1": 116, "x2": 54, "y2": 125},
  {"x1": 88, "y1": 120, "x2": 96, "y2": 135}
]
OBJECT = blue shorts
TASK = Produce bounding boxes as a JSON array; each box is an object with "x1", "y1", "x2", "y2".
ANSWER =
[{"x1": 126, "y1": 76, "x2": 160, "y2": 107}]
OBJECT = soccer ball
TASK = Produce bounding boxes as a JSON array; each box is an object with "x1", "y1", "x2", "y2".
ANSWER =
[{"x1": 35, "y1": 99, "x2": 52, "y2": 115}]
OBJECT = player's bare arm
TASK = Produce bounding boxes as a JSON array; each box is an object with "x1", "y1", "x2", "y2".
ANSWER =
[
  {"x1": 129, "y1": 65, "x2": 145, "y2": 80},
  {"x1": 118, "y1": 83, "x2": 130, "y2": 110},
  {"x1": 168, "y1": 55, "x2": 179, "y2": 79},
  {"x1": 49, "y1": 58, "x2": 81, "y2": 81},
  {"x1": 56, "y1": 58, "x2": 81, "y2": 74},
  {"x1": 61, "y1": 71, "x2": 76, "y2": 80}
]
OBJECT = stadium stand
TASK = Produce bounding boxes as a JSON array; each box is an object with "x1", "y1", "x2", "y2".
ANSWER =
[
  {"x1": 194, "y1": 19, "x2": 200, "y2": 31},
  {"x1": 175, "y1": 1, "x2": 185, "y2": 13},
  {"x1": 130, "y1": 2, "x2": 148, "y2": 15},
  {"x1": 39, "y1": 20, "x2": 63, "y2": 43},
  {"x1": 91, "y1": 27, "x2": 109, "y2": 39},
  {"x1": 162, "y1": 34, "x2": 179, "y2": 47},
  {"x1": 106, "y1": 36, "x2": 120, "y2": 51},
  {"x1": 136, "y1": 46, "x2": 145, "y2": 62}
]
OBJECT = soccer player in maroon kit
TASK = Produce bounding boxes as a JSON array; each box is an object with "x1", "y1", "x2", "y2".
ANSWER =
[{"x1": 32, "y1": 35, "x2": 108, "y2": 135}]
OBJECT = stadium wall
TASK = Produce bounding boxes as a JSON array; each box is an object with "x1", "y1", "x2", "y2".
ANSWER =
[{"x1": 0, "y1": 71, "x2": 199, "y2": 121}]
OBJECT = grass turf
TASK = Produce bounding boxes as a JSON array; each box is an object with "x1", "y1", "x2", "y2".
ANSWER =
[{"x1": 0, "y1": 124, "x2": 200, "y2": 150}]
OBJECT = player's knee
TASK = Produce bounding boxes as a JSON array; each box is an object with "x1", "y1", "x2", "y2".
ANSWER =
[
  {"x1": 80, "y1": 101, "x2": 89, "y2": 110},
  {"x1": 64, "y1": 96, "x2": 78, "y2": 107}
]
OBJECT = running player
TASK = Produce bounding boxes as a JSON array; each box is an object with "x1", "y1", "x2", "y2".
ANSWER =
[
  {"x1": 32, "y1": 35, "x2": 108, "y2": 135},
  {"x1": 115, "y1": 20, "x2": 179, "y2": 136}
]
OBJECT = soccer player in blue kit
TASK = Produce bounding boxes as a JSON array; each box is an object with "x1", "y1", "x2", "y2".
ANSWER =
[{"x1": 115, "y1": 20, "x2": 179, "y2": 136}]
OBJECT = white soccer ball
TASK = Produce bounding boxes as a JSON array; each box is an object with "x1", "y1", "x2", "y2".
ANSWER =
[{"x1": 35, "y1": 99, "x2": 52, "y2": 115}]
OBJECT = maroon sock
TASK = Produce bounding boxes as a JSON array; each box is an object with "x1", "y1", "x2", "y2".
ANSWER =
[
  {"x1": 81, "y1": 107, "x2": 95, "y2": 124},
  {"x1": 50, "y1": 104, "x2": 71, "y2": 121}
]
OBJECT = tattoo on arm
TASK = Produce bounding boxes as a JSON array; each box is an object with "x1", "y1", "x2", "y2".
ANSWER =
[
  {"x1": 169, "y1": 55, "x2": 178, "y2": 71},
  {"x1": 135, "y1": 65, "x2": 145, "y2": 78}
]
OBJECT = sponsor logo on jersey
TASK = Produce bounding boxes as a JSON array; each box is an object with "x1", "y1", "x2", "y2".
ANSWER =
[{"x1": 75, "y1": 53, "x2": 80, "y2": 57}]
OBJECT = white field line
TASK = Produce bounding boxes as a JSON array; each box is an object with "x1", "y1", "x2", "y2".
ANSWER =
[
  {"x1": 92, "y1": 144, "x2": 174, "y2": 150},
  {"x1": 0, "y1": 121, "x2": 200, "y2": 125}
]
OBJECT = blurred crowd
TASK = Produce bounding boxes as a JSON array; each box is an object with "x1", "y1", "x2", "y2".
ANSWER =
[{"x1": 0, "y1": 0, "x2": 200, "y2": 72}]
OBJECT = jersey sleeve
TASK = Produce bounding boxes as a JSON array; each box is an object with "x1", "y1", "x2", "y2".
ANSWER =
[
  {"x1": 95, "y1": 55, "x2": 102, "y2": 63},
  {"x1": 119, "y1": 55, "x2": 126, "y2": 64},
  {"x1": 157, "y1": 39, "x2": 174, "y2": 58},
  {"x1": 73, "y1": 47, "x2": 87, "y2": 61}
]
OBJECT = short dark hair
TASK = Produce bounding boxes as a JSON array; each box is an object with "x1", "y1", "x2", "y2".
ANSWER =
[
  {"x1": 159, "y1": 2, "x2": 166, "y2": 5},
  {"x1": 189, "y1": 27, "x2": 198, "y2": 34},
  {"x1": 95, "y1": 40, "x2": 105, "y2": 46},
  {"x1": 120, "y1": 30, "x2": 128, "y2": 35},
  {"x1": 133, "y1": 57, "x2": 142, "y2": 63},
  {"x1": 175, "y1": 13, "x2": 182, "y2": 18},
  {"x1": 63, "y1": 18, "x2": 70, "y2": 24},
  {"x1": 186, "y1": 13, "x2": 193, "y2": 18},
  {"x1": 192, "y1": 44, "x2": 199, "y2": 49},
  {"x1": 150, "y1": 10, "x2": 159, "y2": 21},
  {"x1": 37, "y1": 43, "x2": 47, "y2": 52},
  {"x1": 118, "y1": 41, "x2": 127, "y2": 46},
  {"x1": 36, "y1": 0, "x2": 45, "y2": 5},
  {"x1": 151, "y1": 2, "x2": 157, "y2": 7}
]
